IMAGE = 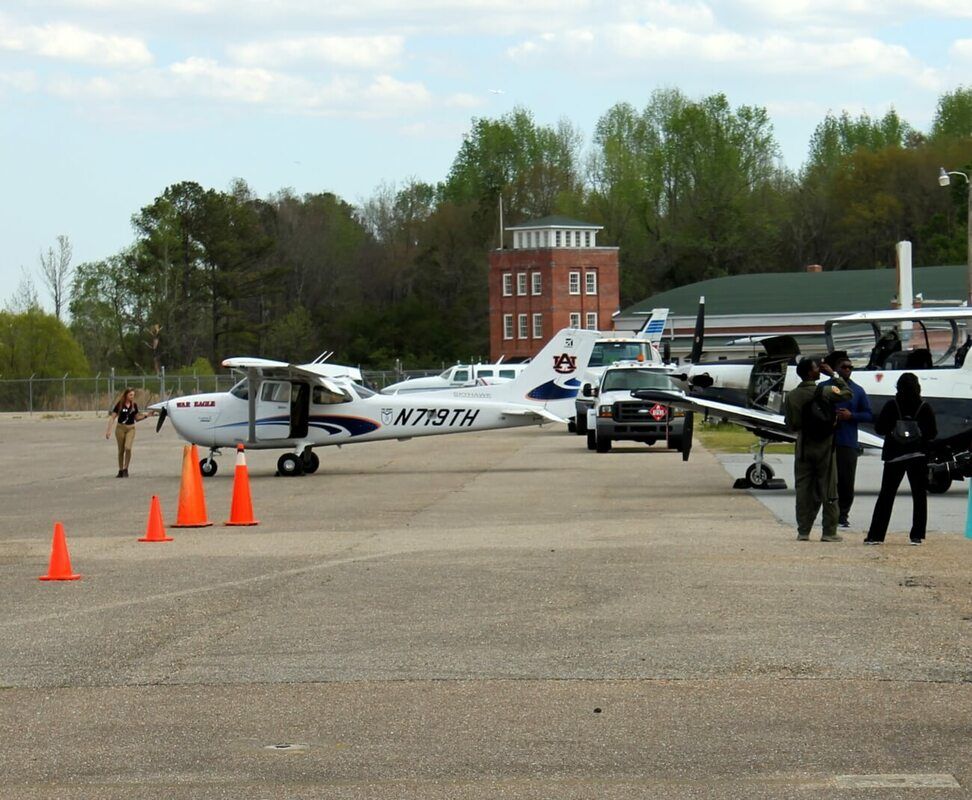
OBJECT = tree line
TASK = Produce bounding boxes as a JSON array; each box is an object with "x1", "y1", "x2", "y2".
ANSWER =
[{"x1": 4, "y1": 86, "x2": 972, "y2": 377}]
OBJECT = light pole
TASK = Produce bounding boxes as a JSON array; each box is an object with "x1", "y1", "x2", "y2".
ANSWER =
[{"x1": 939, "y1": 167, "x2": 972, "y2": 306}]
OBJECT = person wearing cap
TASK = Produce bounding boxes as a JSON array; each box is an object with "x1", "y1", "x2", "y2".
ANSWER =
[{"x1": 822, "y1": 353, "x2": 874, "y2": 528}]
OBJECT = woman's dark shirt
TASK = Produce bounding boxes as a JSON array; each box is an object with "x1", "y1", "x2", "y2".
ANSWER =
[
  {"x1": 113, "y1": 402, "x2": 138, "y2": 426},
  {"x1": 874, "y1": 394, "x2": 937, "y2": 461}
]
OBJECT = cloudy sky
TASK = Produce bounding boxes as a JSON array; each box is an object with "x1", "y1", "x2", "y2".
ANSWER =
[{"x1": 1, "y1": 0, "x2": 970, "y2": 306}]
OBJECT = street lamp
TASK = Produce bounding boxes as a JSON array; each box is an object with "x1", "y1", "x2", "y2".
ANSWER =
[{"x1": 939, "y1": 167, "x2": 972, "y2": 306}]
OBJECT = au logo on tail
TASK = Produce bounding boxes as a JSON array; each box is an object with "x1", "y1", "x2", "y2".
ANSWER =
[{"x1": 553, "y1": 353, "x2": 578, "y2": 374}]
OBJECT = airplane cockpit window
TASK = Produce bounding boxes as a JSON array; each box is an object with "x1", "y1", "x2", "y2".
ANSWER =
[
  {"x1": 312, "y1": 385, "x2": 349, "y2": 405},
  {"x1": 351, "y1": 383, "x2": 376, "y2": 398},
  {"x1": 229, "y1": 380, "x2": 249, "y2": 400},
  {"x1": 453, "y1": 369, "x2": 469, "y2": 383},
  {"x1": 438, "y1": 368, "x2": 453, "y2": 379}
]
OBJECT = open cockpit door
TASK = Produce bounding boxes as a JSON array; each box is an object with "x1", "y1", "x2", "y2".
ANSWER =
[
  {"x1": 747, "y1": 336, "x2": 801, "y2": 413},
  {"x1": 256, "y1": 380, "x2": 292, "y2": 440}
]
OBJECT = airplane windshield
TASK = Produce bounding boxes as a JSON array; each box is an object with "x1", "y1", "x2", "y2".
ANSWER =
[
  {"x1": 229, "y1": 380, "x2": 249, "y2": 400},
  {"x1": 602, "y1": 369, "x2": 675, "y2": 392},
  {"x1": 352, "y1": 383, "x2": 376, "y2": 398},
  {"x1": 588, "y1": 342, "x2": 647, "y2": 367}
]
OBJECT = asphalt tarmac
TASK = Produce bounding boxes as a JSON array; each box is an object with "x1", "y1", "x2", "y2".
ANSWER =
[{"x1": 1, "y1": 415, "x2": 970, "y2": 799}]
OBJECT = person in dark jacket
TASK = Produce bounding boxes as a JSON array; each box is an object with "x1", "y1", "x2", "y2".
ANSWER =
[
  {"x1": 823, "y1": 354, "x2": 874, "y2": 528},
  {"x1": 783, "y1": 357, "x2": 851, "y2": 542},
  {"x1": 865, "y1": 372, "x2": 937, "y2": 545}
]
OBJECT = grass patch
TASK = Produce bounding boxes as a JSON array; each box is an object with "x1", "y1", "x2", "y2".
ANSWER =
[{"x1": 695, "y1": 421, "x2": 794, "y2": 455}]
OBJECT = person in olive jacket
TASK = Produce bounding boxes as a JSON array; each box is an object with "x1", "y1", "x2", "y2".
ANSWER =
[
  {"x1": 783, "y1": 357, "x2": 852, "y2": 542},
  {"x1": 865, "y1": 372, "x2": 937, "y2": 545}
]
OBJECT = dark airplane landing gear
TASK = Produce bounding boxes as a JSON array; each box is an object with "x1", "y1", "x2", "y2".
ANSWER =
[
  {"x1": 302, "y1": 449, "x2": 320, "y2": 474},
  {"x1": 734, "y1": 438, "x2": 787, "y2": 490}
]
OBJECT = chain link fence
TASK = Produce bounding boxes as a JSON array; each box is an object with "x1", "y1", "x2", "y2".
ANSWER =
[{"x1": 0, "y1": 368, "x2": 442, "y2": 414}]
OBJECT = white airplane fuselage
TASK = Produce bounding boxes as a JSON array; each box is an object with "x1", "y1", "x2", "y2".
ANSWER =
[{"x1": 164, "y1": 387, "x2": 561, "y2": 450}]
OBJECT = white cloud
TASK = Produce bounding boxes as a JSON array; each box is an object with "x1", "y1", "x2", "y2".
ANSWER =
[
  {"x1": 952, "y1": 39, "x2": 972, "y2": 60},
  {"x1": 0, "y1": 17, "x2": 151, "y2": 66},
  {"x1": 510, "y1": 23, "x2": 941, "y2": 90},
  {"x1": 46, "y1": 58, "x2": 432, "y2": 117},
  {"x1": 227, "y1": 35, "x2": 405, "y2": 71}
]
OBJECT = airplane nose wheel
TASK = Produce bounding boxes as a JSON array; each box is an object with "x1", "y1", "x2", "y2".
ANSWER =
[
  {"x1": 199, "y1": 458, "x2": 218, "y2": 477},
  {"x1": 277, "y1": 453, "x2": 304, "y2": 477},
  {"x1": 745, "y1": 462, "x2": 774, "y2": 487}
]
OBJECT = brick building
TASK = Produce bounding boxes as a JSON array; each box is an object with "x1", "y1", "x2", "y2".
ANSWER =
[{"x1": 488, "y1": 216, "x2": 619, "y2": 360}]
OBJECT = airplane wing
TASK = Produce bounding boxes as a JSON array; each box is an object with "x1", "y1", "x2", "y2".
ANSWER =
[
  {"x1": 500, "y1": 407, "x2": 565, "y2": 424},
  {"x1": 632, "y1": 389, "x2": 883, "y2": 449},
  {"x1": 222, "y1": 357, "x2": 348, "y2": 395}
]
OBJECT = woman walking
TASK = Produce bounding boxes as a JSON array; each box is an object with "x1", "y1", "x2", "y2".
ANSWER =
[
  {"x1": 105, "y1": 388, "x2": 154, "y2": 477},
  {"x1": 865, "y1": 373, "x2": 937, "y2": 545}
]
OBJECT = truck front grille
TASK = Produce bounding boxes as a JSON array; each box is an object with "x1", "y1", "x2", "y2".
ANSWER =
[{"x1": 614, "y1": 402, "x2": 668, "y2": 423}]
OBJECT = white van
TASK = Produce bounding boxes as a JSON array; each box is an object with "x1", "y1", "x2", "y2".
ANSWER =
[{"x1": 381, "y1": 362, "x2": 529, "y2": 394}]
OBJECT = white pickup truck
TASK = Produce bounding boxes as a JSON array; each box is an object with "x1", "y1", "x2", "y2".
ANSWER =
[
  {"x1": 571, "y1": 338, "x2": 664, "y2": 434},
  {"x1": 583, "y1": 364, "x2": 692, "y2": 459}
]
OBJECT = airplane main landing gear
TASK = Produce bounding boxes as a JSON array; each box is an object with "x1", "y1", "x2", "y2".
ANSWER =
[
  {"x1": 277, "y1": 453, "x2": 304, "y2": 477},
  {"x1": 302, "y1": 449, "x2": 320, "y2": 474}
]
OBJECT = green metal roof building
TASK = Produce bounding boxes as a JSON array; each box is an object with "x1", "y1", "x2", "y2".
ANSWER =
[{"x1": 616, "y1": 265, "x2": 968, "y2": 358}]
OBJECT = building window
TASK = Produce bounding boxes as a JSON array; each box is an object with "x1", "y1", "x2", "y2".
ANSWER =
[
  {"x1": 585, "y1": 231, "x2": 591, "y2": 247},
  {"x1": 585, "y1": 271, "x2": 597, "y2": 295},
  {"x1": 517, "y1": 272, "x2": 527, "y2": 296},
  {"x1": 568, "y1": 271, "x2": 580, "y2": 295},
  {"x1": 502, "y1": 273, "x2": 513, "y2": 296},
  {"x1": 569, "y1": 312, "x2": 581, "y2": 328},
  {"x1": 575, "y1": 231, "x2": 582, "y2": 247},
  {"x1": 518, "y1": 313, "x2": 528, "y2": 339},
  {"x1": 531, "y1": 272, "x2": 541, "y2": 295},
  {"x1": 585, "y1": 312, "x2": 598, "y2": 330},
  {"x1": 555, "y1": 230, "x2": 561, "y2": 247},
  {"x1": 503, "y1": 314, "x2": 513, "y2": 340},
  {"x1": 532, "y1": 313, "x2": 543, "y2": 339}
]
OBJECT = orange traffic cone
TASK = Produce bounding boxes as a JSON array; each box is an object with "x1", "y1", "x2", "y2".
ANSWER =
[
  {"x1": 172, "y1": 444, "x2": 213, "y2": 528},
  {"x1": 39, "y1": 522, "x2": 81, "y2": 581},
  {"x1": 225, "y1": 444, "x2": 259, "y2": 526},
  {"x1": 139, "y1": 495, "x2": 173, "y2": 542}
]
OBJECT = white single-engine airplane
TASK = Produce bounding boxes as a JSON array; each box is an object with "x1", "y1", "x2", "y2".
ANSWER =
[
  {"x1": 152, "y1": 328, "x2": 599, "y2": 477},
  {"x1": 637, "y1": 307, "x2": 972, "y2": 491}
]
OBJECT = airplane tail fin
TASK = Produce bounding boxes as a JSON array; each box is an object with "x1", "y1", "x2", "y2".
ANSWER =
[
  {"x1": 689, "y1": 296, "x2": 705, "y2": 363},
  {"x1": 637, "y1": 308, "x2": 669, "y2": 343},
  {"x1": 484, "y1": 328, "x2": 600, "y2": 416}
]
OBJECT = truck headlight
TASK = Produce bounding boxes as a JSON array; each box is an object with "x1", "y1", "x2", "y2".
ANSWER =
[{"x1": 598, "y1": 405, "x2": 613, "y2": 417}]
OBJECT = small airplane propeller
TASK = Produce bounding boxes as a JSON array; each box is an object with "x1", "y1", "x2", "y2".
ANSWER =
[{"x1": 155, "y1": 405, "x2": 167, "y2": 432}]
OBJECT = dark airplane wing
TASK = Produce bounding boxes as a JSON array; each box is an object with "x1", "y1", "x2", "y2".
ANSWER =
[{"x1": 632, "y1": 389, "x2": 884, "y2": 449}]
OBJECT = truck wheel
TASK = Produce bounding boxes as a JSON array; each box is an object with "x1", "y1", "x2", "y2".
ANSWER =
[
  {"x1": 596, "y1": 435, "x2": 612, "y2": 454},
  {"x1": 586, "y1": 431, "x2": 597, "y2": 451}
]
